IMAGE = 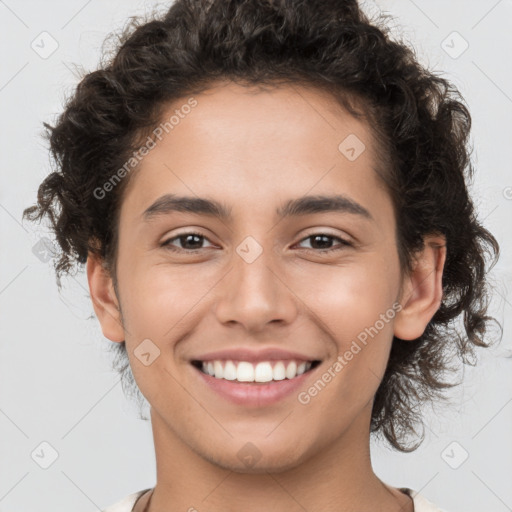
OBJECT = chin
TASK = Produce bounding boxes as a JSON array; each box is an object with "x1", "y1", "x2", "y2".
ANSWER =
[{"x1": 198, "y1": 438, "x2": 311, "y2": 474}]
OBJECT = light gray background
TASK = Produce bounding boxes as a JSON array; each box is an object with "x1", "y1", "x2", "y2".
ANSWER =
[{"x1": 0, "y1": 1, "x2": 511, "y2": 511}]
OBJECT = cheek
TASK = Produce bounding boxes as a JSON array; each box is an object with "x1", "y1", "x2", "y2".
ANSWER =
[
  {"x1": 116, "y1": 251, "x2": 225, "y2": 350},
  {"x1": 295, "y1": 255, "x2": 398, "y2": 328},
  {"x1": 288, "y1": 258, "x2": 399, "y2": 426},
  {"x1": 289, "y1": 252, "x2": 400, "y2": 372}
]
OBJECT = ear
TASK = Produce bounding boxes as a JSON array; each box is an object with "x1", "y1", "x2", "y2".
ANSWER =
[
  {"x1": 86, "y1": 253, "x2": 125, "y2": 343},
  {"x1": 393, "y1": 233, "x2": 447, "y2": 341}
]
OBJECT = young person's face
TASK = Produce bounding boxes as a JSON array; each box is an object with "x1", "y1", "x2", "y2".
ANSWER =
[{"x1": 89, "y1": 81, "x2": 445, "y2": 472}]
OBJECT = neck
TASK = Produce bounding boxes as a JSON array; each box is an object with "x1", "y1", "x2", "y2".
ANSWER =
[{"x1": 141, "y1": 405, "x2": 413, "y2": 512}]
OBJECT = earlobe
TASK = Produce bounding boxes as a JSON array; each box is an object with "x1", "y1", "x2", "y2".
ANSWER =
[
  {"x1": 86, "y1": 253, "x2": 125, "y2": 343},
  {"x1": 393, "y1": 234, "x2": 447, "y2": 341}
]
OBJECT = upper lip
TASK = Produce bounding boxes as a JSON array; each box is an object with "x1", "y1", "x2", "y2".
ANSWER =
[{"x1": 191, "y1": 347, "x2": 321, "y2": 364}]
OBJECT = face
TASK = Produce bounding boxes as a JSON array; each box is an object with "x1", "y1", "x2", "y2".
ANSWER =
[{"x1": 89, "y1": 81, "x2": 442, "y2": 472}]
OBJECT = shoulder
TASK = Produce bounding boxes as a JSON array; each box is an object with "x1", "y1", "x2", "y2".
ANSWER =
[
  {"x1": 401, "y1": 488, "x2": 452, "y2": 512},
  {"x1": 99, "y1": 489, "x2": 152, "y2": 512}
]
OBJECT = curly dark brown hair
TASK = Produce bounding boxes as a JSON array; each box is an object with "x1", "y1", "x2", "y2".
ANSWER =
[{"x1": 23, "y1": 0, "x2": 501, "y2": 451}]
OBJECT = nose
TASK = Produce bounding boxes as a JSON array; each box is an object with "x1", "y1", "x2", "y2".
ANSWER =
[{"x1": 213, "y1": 244, "x2": 299, "y2": 334}]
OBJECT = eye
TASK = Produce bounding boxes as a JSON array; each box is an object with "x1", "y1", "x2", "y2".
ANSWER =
[
  {"x1": 295, "y1": 233, "x2": 352, "y2": 253},
  {"x1": 160, "y1": 231, "x2": 352, "y2": 254},
  {"x1": 161, "y1": 231, "x2": 215, "y2": 252}
]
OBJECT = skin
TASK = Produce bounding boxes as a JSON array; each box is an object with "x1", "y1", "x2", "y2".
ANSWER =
[{"x1": 88, "y1": 81, "x2": 446, "y2": 512}]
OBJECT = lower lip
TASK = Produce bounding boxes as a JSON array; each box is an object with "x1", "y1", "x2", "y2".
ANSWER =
[{"x1": 192, "y1": 364, "x2": 320, "y2": 407}]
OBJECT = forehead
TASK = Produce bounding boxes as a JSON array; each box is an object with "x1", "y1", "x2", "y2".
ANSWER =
[
  {"x1": 120, "y1": 81, "x2": 391, "y2": 227},
  {"x1": 163, "y1": 81, "x2": 374, "y2": 161}
]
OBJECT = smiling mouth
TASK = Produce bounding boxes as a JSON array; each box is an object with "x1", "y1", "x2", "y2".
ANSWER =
[{"x1": 191, "y1": 359, "x2": 322, "y2": 383}]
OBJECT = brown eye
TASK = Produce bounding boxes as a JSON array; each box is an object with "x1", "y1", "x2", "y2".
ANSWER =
[
  {"x1": 296, "y1": 233, "x2": 352, "y2": 252},
  {"x1": 161, "y1": 232, "x2": 214, "y2": 252}
]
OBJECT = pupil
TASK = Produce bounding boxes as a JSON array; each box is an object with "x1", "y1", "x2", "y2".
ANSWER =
[
  {"x1": 183, "y1": 234, "x2": 202, "y2": 249},
  {"x1": 312, "y1": 235, "x2": 331, "y2": 249}
]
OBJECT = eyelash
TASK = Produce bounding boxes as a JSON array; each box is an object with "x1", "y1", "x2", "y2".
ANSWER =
[{"x1": 161, "y1": 231, "x2": 353, "y2": 254}]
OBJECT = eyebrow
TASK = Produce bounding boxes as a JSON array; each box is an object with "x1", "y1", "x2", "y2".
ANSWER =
[{"x1": 142, "y1": 193, "x2": 374, "y2": 222}]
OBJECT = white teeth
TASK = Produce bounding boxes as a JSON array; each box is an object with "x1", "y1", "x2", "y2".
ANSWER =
[
  {"x1": 272, "y1": 361, "x2": 286, "y2": 381},
  {"x1": 254, "y1": 362, "x2": 273, "y2": 382},
  {"x1": 223, "y1": 360, "x2": 237, "y2": 380},
  {"x1": 285, "y1": 361, "x2": 297, "y2": 379},
  {"x1": 237, "y1": 362, "x2": 254, "y2": 382},
  {"x1": 297, "y1": 362, "x2": 307, "y2": 375},
  {"x1": 199, "y1": 359, "x2": 315, "y2": 382},
  {"x1": 214, "y1": 360, "x2": 224, "y2": 379}
]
